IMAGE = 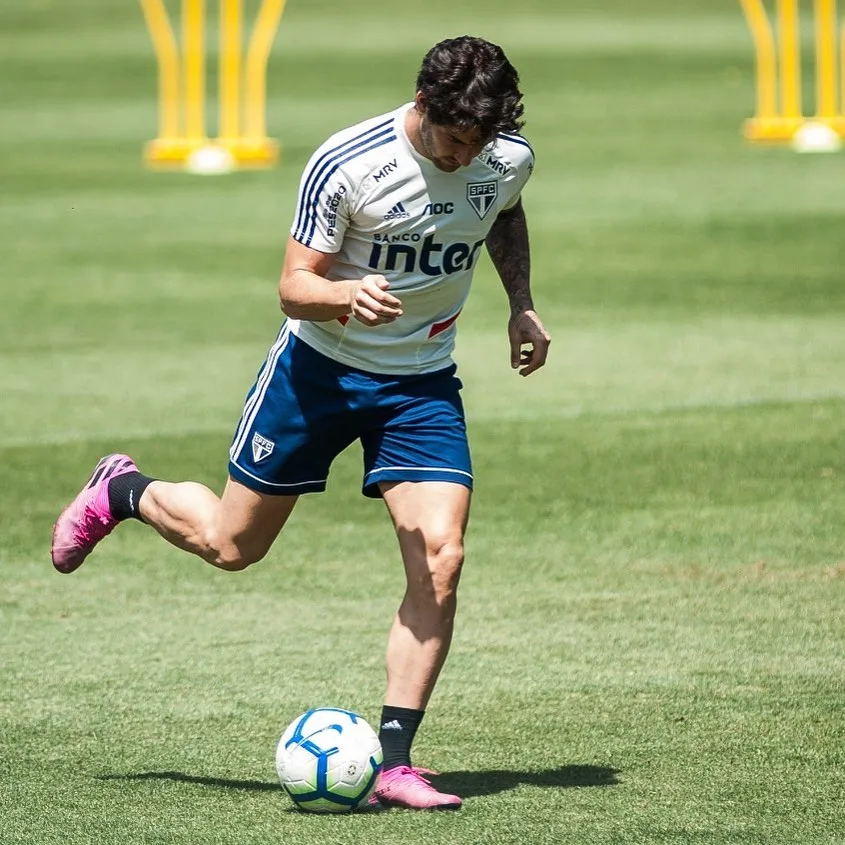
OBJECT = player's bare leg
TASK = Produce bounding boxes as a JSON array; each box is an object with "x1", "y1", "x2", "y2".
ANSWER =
[
  {"x1": 52, "y1": 453, "x2": 296, "y2": 573},
  {"x1": 372, "y1": 479, "x2": 469, "y2": 810},
  {"x1": 381, "y1": 480, "x2": 469, "y2": 708},
  {"x1": 138, "y1": 476, "x2": 298, "y2": 570}
]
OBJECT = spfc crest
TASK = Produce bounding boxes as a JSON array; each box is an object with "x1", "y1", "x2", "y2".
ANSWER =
[
  {"x1": 466, "y1": 181, "x2": 498, "y2": 220},
  {"x1": 252, "y1": 432, "x2": 275, "y2": 463}
]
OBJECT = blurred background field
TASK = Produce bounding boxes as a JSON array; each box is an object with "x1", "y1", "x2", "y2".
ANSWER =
[{"x1": 1, "y1": 1, "x2": 844, "y2": 843}]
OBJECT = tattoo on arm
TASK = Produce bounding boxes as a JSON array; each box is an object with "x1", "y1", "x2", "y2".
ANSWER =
[{"x1": 485, "y1": 199, "x2": 533, "y2": 315}]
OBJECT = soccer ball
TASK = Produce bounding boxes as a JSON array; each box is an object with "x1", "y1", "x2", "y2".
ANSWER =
[{"x1": 275, "y1": 707, "x2": 383, "y2": 813}]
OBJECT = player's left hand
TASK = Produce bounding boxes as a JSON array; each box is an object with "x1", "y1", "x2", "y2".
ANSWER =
[{"x1": 508, "y1": 310, "x2": 551, "y2": 377}]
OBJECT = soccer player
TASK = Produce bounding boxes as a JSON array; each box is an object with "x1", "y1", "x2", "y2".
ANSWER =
[{"x1": 51, "y1": 35, "x2": 550, "y2": 810}]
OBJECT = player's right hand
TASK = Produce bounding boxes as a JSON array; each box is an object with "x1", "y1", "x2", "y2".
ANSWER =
[{"x1": 350, "y1": 275, "x2": 403, "y2": 326}]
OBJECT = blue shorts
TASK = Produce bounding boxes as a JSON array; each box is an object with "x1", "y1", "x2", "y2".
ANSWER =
[{"x1": 228, "y1": 324, "x2": 473, "y2": 498}]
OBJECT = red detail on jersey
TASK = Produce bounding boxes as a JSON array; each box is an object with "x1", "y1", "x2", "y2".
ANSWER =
[
  {"x1": 337, "y1": 315, "x2": 350, "y2": 326},
  {"x1": 428, "y1": 309, "x2": 462, "y2": 338}
]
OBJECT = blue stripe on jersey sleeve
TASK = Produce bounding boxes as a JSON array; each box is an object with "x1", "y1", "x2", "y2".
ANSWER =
[
  {"x1": 497, "y1": 132, "x2": 535, "y2": 158},
  {"x1": 298, "y1": 133, "x2": 397, "y2": 247},
  {"x1": 293, "y1": 118, "x2": 394, "y2": 243}
]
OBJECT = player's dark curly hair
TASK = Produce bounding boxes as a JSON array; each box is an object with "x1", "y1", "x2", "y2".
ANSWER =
[{"x1": 415, "y1": 36, "x2": 525, "y2": 138}]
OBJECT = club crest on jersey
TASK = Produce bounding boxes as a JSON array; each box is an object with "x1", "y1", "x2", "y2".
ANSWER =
[
  {"x1": 467, "y1": 181, "x2": 498, "y2": 220},
  {"x1": 252, "y1": 433, "x2": 274, "y2": 463}
]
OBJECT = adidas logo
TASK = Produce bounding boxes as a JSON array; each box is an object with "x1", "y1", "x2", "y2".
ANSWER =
[
  {"x1": 380, "y1": 719, "x2": 403, "y2": 731},
  {"x1": 383, "y1": 202, "x2": 410, "y2": 220}
]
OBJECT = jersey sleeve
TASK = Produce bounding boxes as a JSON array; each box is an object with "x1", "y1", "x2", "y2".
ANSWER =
[
  {"x1": 500, "y1": 134, "x2": 535, "y2": 211},
  {"x1": 289, "y1": 141, "x2": 353, "y2": 253}
]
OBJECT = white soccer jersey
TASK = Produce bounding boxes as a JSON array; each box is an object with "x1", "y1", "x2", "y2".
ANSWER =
[{"x1": 287, "y1": 103, "x2": 535, "y2": 375}]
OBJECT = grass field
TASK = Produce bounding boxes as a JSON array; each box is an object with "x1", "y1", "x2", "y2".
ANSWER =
[{"x1": 2, "y1": 0, "x2": 845, "y2": 842}]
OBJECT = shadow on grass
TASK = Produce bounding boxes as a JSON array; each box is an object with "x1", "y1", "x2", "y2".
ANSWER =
[
  {"x1": 97, "y1": 764, "x2": 619, "y2": 798},
  {"x1": 97, "y1": 771, "x2": 281, "y2": 791},
  {"x1": 436, "y1": 765, "x2": 619, "y2": 797}
]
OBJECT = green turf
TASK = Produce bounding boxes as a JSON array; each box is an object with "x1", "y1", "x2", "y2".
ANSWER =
[{"x1": 2, "y1": 0, "x2": 845, "y2": 842}]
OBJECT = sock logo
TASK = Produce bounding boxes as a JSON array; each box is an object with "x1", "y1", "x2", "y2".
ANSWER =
[
  {"x1": 381, "y1": 719, "x2": 403, "y2": 731},
  {"x1": 252, "y1": 433, "x2": 275, "y2": 463},
  {"x1": 129, "y1": 489, "x2": 134, "y2": 515}
]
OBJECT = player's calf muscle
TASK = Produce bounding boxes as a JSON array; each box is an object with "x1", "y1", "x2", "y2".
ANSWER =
[{"x1": 140, "y1": 481, "x2": 234, "y2": 564}]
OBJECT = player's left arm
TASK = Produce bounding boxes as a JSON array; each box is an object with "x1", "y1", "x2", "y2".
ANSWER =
[{"x1": 485, "y1": 198, "x2": 551, "y2": 377}]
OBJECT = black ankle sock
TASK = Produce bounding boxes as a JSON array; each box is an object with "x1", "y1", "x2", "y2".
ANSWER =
[
  {"x1": 108, "y1": 471, "x2": 155, "y2": 522},
  {"x1": 378, "y1": 706, "x2": 425, "y2": 770}
]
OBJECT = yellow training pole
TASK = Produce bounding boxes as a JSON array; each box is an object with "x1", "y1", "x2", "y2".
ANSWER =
[
  {"x1": 842, "y1": 18, "x2": 845, "y2": 128},
  {"x1": 183, "y1": 0, "x2": 206, "y2": 142},
  {"x1": 139, "y1": 0, "x2": 181, "y2": 141},
  {"x1": 739, "y1": 0, "x2": 778, "y2": 122},
  {"x1": 244, "y1": 0, "x2": 287, "y2": 141},
  {"x1": 219, "y1": 0, "x2": 242, "y2": 141},
  {"x1": 778, "y1": 0, "x2": 801, "y2": 120},
  {"x1": 815, "y1": 0, "x2": 838, "y2": 118},
  {"x1": 140, "y1": 0, "x2": 284, "y2": 169}
]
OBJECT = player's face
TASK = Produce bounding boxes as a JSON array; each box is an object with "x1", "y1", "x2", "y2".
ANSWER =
[{"x1": 418, "y1": 114, "x2": 490, "y2": 172}]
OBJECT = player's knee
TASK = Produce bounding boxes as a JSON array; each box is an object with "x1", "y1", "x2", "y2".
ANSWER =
[
  {"x1": 205, "y1": 534, "x2": 269, "y2": 571},
  {"x1": 424, "y1": 537, "x2": 465, "y2": 601}
]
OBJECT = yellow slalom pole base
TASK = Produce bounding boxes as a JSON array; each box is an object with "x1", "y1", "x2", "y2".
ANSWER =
[
  {"x1": 144, "y1": 136, "x2": 281, "y2": 174},
  {"x1": 222, "y1": 136, "x2": 282, "y2": 168},
  {"x1": 743, "y1": 117, "x2": 844, "y2": 152},
  {"x1": 742, "y1": 116, "x2": 805, "y2": 142}
]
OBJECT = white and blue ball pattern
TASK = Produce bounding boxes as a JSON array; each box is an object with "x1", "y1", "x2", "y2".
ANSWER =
[{"x1": 275, "y1": 707, "x2": 383, "y2": 813}]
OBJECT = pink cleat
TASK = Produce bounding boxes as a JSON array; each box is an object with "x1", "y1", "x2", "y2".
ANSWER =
[
  {"x1": 372, "y1": 766, "x2": 462, "y2": 810},
  {"x1": 51, "y1": 453, "x2": 139, "y2": 574}
]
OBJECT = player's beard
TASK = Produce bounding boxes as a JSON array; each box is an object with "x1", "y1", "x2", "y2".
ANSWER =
[{"x1": 419, "y1": 116, "x2": 461, "y2": 172}]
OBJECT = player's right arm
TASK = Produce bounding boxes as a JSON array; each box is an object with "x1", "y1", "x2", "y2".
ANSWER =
[{"x1": 279, "y1": 237, "x2": 403, "y2": 326}]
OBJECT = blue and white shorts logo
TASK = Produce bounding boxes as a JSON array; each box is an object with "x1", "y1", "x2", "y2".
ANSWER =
[
  {"x1": 252, "y1": 433, "x2": 275, "y2": 463},
  {"x1": 467, "y1": 181, "x2": 498, "y2": 220}
]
